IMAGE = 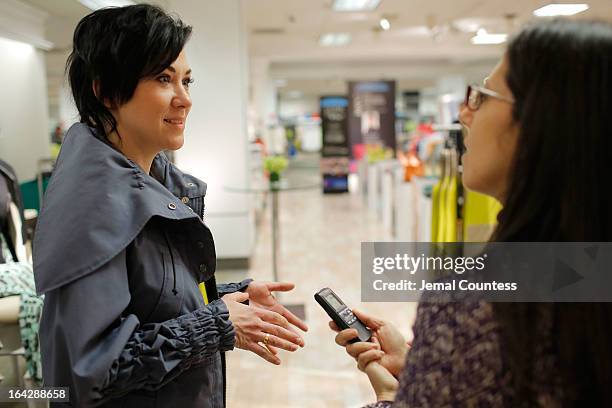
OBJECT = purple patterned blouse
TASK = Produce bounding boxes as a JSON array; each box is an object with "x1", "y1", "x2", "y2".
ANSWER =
[{"x1": 362, "y1": 294, "x2": 563, "y2": 407}]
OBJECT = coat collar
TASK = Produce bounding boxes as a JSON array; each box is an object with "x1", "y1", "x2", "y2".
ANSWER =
[{"x1": 34, "y1": 123, "x2": 210, "y2": 294}]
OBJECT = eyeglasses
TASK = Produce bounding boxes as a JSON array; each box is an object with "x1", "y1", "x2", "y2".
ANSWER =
[{"x1": 464, "y1": 84, "x2": 514, "y2": 111}]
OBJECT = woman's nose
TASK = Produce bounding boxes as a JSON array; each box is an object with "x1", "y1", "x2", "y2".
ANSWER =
[
  {"x1": 459, "y1": 103, "x2": 473, "y2": 129},
  {"x1": 172, "y1": 86, "x2": 192, "y2": 110}
]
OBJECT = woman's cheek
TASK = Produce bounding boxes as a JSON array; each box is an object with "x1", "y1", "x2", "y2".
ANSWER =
[{"x1": 462, "y1": 159, "x2": 477, "y2": 191}]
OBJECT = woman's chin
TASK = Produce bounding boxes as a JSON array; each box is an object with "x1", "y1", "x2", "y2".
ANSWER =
[
  {"x1": 165, "y1": 134, "x2": 185, "y2": 151},
  {"x1": 461, "y1": 167, "x2": 477, "y2": 192}
]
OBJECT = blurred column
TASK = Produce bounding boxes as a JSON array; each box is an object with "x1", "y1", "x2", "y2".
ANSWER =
[
  {"x1": 250, "y1": 57, "x2": 280, "y2": 152},
  {"x1": 166, "y1": 0, "x2": 254, "y2": 260}
]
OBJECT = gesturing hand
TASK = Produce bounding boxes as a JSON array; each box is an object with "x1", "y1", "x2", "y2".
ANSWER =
[
  {"x1": 221, "y1": 292, "x2": 304, "y2": 365},
  {"x1": 246, "y1": 281, "x2": 309, "y2": 336}
]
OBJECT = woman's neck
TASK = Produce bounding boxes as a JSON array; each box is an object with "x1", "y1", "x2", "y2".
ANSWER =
[{"x1": 106, "y1": 130, "x2": 155, "y2": 174}]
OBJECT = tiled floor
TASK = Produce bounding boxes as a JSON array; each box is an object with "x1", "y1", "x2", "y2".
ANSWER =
[{"x1": 218, "y1": 155, "x2": 418, "y2": 407}]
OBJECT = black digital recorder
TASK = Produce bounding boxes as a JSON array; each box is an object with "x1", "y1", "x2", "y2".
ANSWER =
[{"x1": 315, "y1": 287, "x2": 371, "y2": 343}]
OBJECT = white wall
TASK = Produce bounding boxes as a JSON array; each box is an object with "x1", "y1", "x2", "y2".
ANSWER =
[
  {"x1": 167, "y1": 0, "x2": 254, "y2": 259},
  {"x1": 251, "y1": 57, "x2": 278, "y2": 128},
  {"x1": 0, "y1": 38, "x2": 50, "y2": 181},
  {"x1": 279, "y1": 95, "x2": 320, "y2": 119}
]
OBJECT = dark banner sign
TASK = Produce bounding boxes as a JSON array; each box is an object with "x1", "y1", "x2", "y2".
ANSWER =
[
  {"x1": 348, "y1": 81, "x2": 396, "y2": 158},
  {"x1": 320, "y1": 96, "x2": 349, "y2": 193}
]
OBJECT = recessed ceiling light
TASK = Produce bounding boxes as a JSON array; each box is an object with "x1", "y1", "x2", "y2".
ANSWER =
[
  {"x1": 319, "y1": 33, "x2": 352, "y2": 47},
  {"x1": 78, "y1": 0, "x2": 135, "y2": 10},
  {"x1": 333, "y1": 0, "x2": 381, "y2": 12},
  {"x1": 453, "y1": 18, "x2": 486, "y2": 33},
  {"x1": 0, "y1": 37, "x2": 34, "y2": 56},
  {"x1": 396, "y1": 26, "x2": 431, "y2": 37},
  {"x1": 379, "y1": 18, "x2": 391, "y2": 31},
  {"x1": 0, "y1": 33, "x2": 53, "y2": 50},
  {"x1": 471, "y1": 28, "x2": 507, "y2": 45},
  {"x1": 533, "y1": 3, "x2": 589, "y2": 17}
]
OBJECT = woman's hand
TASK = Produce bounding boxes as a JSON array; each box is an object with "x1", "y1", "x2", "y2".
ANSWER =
[
  {"x1": 330, "y1": 309, "x2": 409, "y2": 377},
  {"x1": 364, "y1": 362, "x2": 399, "y2": 402},
  {"x1": 246, "y1": 281, "x2": 309, "y2": 335},
  {"x1": 221, "y1": 292, "x2": 303, "y2": 365}
]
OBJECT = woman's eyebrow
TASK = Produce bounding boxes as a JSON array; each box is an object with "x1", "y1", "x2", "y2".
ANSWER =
[{"x1": 165, "y1": 66, "x2": 192, "y2": 75}]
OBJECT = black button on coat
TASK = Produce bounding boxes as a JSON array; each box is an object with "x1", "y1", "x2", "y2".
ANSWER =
[{"x1": 33, "y1": 124, "x2": 251, "y2": 407}]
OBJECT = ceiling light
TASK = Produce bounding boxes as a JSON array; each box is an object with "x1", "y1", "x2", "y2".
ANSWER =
[
  {"x1": 0, "y1": 31, "x2": 53, "y2": 50},
  {"x1": 396, "y1": 26, "x2": 431, "y2": 37},
  {"x1": 78, "y1": 0, "x2": 135, "y2": 10},
  {"x1": 319, "y1": 33, "x2": 352, "y2": 47},
  {"x1": 453, "y1": 18, "x2": 487, "y2": 33},
  {"x1": 533, "y1": 3, "x2": 589, "y2": 17},
  {"x1": 0, "y1": 37, "x2": 34, "y2": 58},
  {"x1": 379, "y1": 18, "x2": 391, "y2": 31},
  {"x1": 471, "y1": 28, "x2": 507, "y2": 45},
  {"x1": 333, "y1": 0, "x2": 381, "y2": 12}
]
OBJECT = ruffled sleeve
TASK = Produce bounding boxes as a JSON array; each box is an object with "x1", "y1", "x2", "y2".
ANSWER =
[{"x1": 39, "y1": 248, "x2": 234, "y2": 407}]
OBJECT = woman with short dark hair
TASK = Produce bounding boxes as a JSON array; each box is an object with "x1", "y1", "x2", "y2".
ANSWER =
[
  {"x1": 333, "y1": 19, "x2": 612, "y2": 407},
  {"x1": 33, "y1": 4, "x2": 307, "y2": 407}
]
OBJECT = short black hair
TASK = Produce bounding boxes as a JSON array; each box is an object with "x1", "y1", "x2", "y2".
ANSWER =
[{"x1": 66, "y1": 4, "x2": 192, "y2": 136}]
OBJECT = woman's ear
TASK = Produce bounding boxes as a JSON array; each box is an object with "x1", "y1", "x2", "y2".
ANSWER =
[{"x1": 92, "y1": 80, "x2": 113, "y2": 109}]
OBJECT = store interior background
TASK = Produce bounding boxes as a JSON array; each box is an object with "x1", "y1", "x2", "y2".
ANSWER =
[{"x1": 1, "y1": 0, "x2": 612, "y2": 406}]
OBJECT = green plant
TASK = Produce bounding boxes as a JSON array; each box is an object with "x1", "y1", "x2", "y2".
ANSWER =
[{"x1": 264, "y1": 156, "x2": 288, "y2": 174}]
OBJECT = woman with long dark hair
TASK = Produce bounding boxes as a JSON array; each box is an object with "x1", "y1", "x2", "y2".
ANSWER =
[
  {"x1": 33, "y1": 4, "x2": 307, "y2": 407},
  {"x1": 332, "y1": 19, "x2": 612, "y2": 407}
]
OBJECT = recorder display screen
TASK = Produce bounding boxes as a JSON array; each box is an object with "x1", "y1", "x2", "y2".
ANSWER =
[{"x1": 326, "y1": 293, "x2": 343, "y2": 311}]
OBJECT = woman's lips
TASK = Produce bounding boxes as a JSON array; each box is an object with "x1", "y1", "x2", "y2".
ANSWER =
[{"x1": 164, "y1": 118, "x2": 185, "y2": 128}]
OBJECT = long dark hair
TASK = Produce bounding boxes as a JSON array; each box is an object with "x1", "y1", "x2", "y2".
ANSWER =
[
  {"x1": 491, "y1": 20, "x2": 612, "y2": 406},
  {"x1": 66, "y1": 4, "x2": 192, "y2": 137}
]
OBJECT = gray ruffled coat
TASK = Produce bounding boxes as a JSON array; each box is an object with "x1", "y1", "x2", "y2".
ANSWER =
[{"x1": 34, "y1": 123, "x2": 250, "y2": 407}]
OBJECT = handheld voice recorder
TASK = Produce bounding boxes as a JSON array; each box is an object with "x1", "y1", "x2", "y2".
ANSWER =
[{"x1": 315, "y1": 287, "x2": 371, "y2": 343}]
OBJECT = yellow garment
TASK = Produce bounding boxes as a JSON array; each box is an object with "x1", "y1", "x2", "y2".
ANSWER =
[
  {"x1": 463, "y1": 190, "x2": 502, "y2": 242},
  {"x1": 431, "y1": 179, "x2": 441, "y2": 242},
  {"x1": 50, "y1": 143, "x2": 62, "y2": 160},
  {"x1": 436, "y1": 176, "x2": 448, "y2": 243},
  {"x1": 443, "y1": 174, "x2": 458, "y2": 242},
  {"x1": 199, "y1": 282, "x2": 209, "y2": 305}
]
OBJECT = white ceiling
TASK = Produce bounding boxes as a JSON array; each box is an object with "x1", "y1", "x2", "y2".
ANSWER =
[
  {"x1": 246, "y1": 0, "x2": 612, "y2": 63},
  {"x1": 244, "y1": 0, "x2": 612, "y2": 96},
  {"x1": 16, "y1": 0, "x2": 612, "y2": 106}
]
